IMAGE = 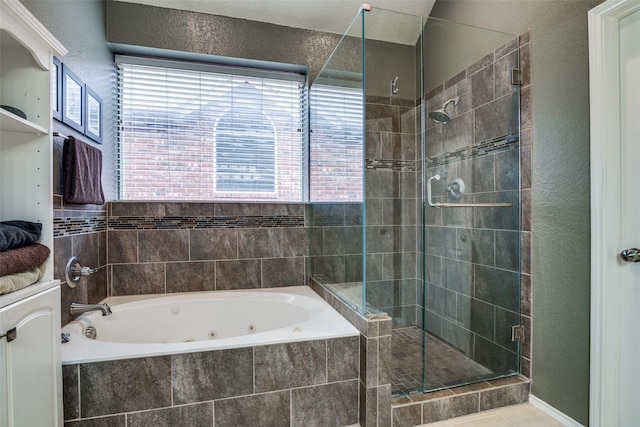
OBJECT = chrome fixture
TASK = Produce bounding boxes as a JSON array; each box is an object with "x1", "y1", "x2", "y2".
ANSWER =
[
  {"x1": 65, "y1": 256, "x2": 98, "y2": 288},
  {"x1": 429, "y1": 96, "x2": 460, "y2": 124},
  {"x1": 391, "y1": 76, "x2": 399, "y2": 96},
  {"x1": 61, "y1": 332, "x2": 70, "y2": 343},
  {"x1": 70, "y1": 302, "x2": 112, "y2": 317},
  {"x1": 445, "y1": 177, "x2": 465, "y2": 201},
  {"x1": 621, "y1": 248, "x2": 640, "y2": 262},
  {"x1": 426, "y1": 174, "x2": 512, "y2": 208}
]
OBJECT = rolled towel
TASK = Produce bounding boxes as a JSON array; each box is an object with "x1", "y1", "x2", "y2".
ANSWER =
[
  {"x1": 0, "y1": 243, "x2": 50, "y2": 277},
  {"x1": 0, "y1": 220, "x2": 42, "y2": 252},
  {"x1": 0, "y1": 264, "x2": 45, "y2": 295}
]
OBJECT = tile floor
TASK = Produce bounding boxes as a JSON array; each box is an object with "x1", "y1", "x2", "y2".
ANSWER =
[
  {"x1": 392, "y1": 326, "x2": 493, "y2": 394},
  {"x1": 421, "y1": 403, "x2": 565, "y2": 426}
]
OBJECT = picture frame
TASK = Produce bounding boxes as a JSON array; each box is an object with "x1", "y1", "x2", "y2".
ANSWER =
[
  {"x1": 84, "y1": 86, "x2": 103, "y2": 144},
  {"x1": 61, "y1": 63, "x2": 84, "y2": 133},
  {"x1": 52, "y1": 56, "x2": 62, "y2": 121}
]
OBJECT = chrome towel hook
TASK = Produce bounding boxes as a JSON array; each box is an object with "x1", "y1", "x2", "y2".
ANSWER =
[{"x1": 391, "y1": 76, "x2": 399, "y2": 96}]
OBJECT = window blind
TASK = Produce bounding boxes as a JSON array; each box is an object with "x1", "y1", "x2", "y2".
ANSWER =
[
  {"x1": 309, "y1": 84, "x2": 364, "y2": 202},
  {"x1": 116, "y1": 56, "x2": 307, "y2": 202}
]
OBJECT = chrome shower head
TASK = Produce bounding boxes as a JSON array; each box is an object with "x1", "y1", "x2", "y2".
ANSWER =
[{"x1": 429, "y1": 97, "x2": 460, "y2": 124}]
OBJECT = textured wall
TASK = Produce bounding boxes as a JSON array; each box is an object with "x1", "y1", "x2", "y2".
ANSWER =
[
  {"x1": 23, "y1": 0, "x2": 116, "y2": 201},
  {"x1": 105, "y1": 1, "x2": 341, "y2": 83},
  {"x1": 22, "y1": 0, "x2": 114, "y2": 326},
  {"x1": 429, "y1": 1, "x2": 601, "y2": 424}
]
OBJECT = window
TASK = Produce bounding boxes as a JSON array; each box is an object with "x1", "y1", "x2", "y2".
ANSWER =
[
  {"x1": 309, "y1": 84, "x2": 364, "y2": 202},
  {"x1": 116, "y1": 56, "x2": 306, "y2": 201}
]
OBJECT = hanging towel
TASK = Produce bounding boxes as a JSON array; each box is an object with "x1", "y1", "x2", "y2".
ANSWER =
[
  {"x1": 63, "y1": 136, "x2": 105, "y2": 205},
  {"x1": 0, "y1": 243, "x2": 50, "y2": 277}
]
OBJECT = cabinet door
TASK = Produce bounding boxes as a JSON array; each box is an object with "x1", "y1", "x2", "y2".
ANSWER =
[
  {"x1": 0, "y1": 286, "x2": 61, "y2": 427},
  {"x1": 0, "y1": 336, "x2": 7, "y2": 427}
]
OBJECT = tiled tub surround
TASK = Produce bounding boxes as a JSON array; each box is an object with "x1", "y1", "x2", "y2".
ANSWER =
[
  {"x1": 63, "y1": 336, "x2": 359, "y2": 426},
  {"x1": 53, "y1": 195, "x2": 108, "y2": 326},
  {"x1": 62, "y1": 285, "x2": 359, "y2": 425},
  {"x1": 106, "y1": 202, "x2": 309, "y2": 295},
  {"x1": 311, "y1": 277, "x2": 393, "y2": 427}
]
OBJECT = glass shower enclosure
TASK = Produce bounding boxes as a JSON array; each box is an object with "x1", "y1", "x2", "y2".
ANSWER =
[{"x1": 309, "y1": 6, "x2": 521, "y2": 396}]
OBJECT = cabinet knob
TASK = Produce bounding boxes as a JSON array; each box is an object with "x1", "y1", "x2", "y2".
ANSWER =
[{"x1": 0, "y1": 327, "x2": 17, "y2": 343}]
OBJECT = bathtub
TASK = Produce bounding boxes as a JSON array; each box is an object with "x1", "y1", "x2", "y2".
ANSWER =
[{"x1": 61, "y1": 285, "x2": 359, "y2": 364}]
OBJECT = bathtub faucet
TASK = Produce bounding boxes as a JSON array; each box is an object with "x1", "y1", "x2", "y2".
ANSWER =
[{"x1": 70, "y1": 302, "x2": 112, "y2": 317}]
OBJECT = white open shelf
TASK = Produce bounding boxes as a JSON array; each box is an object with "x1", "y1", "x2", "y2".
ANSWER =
[{"x1": 0, "y1": 107, "x2": 48, "y2": 135}]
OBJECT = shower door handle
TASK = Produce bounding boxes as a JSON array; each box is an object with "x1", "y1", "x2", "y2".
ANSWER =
[
  {"x1": 426, "y1": 174, "x2": 441, "y2": 207},
  {"x1": 621, "y1": 248, "x2": 640, "y2": 262}
]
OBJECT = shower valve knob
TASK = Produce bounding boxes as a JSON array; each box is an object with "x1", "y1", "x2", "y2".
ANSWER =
[{"x1": 621, "y1": 248, "x2": 640, "y2": 262}]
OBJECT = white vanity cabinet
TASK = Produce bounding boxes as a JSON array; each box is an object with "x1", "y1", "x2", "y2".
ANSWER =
[{"x1": 0, "y1": 282, "x2": 62, "y2": 427}]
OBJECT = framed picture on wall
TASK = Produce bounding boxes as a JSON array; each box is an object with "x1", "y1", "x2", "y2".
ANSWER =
[
  {"x1": 62, "y1": 64, "x2": 84, "y2": 133},
  {"x1": 52, "y1": 56, "x2": 62, "y2": 121},
  {"x1": 84, "y1": 86, "x2": 102, "y2": 144}
]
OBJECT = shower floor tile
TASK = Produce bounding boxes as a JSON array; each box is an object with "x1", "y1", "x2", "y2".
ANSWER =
[{"x1": 391, "y1": 326, "x2": 493, "y2": 395}]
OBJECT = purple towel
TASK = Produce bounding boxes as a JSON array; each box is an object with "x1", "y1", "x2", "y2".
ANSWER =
[{"x1": 63, "y1": 136, "x2": 105, "y2": 205}]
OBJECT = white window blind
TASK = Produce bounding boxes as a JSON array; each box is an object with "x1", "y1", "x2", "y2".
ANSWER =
[
  {"x1": 116, "y1": 56, "x2": 307, "y2": 201},
  {"x1": 309, "y1": 84, "x2": 364, "y2": 202}
]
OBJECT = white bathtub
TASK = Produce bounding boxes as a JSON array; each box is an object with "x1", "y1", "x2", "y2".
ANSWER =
[{"x1": 61, "y1": 285, "x2": 358, "y2": 364}]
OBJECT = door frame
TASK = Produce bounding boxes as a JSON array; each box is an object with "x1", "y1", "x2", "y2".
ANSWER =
[{"x1": 589, "y1": 0, "x2": 640, "y2": 425}]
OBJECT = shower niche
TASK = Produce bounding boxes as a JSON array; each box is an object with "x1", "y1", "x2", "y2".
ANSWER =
[{"x1": 309, "y1": 6, "x2": 522, "y2": 397}]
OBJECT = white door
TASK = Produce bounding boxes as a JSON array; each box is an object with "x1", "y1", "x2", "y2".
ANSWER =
[
  {"x1": 618, "y1": 8, "x2": 640, "y2": 426},
  {"x1": 589, "y1": 1, "x2": 640, "y2": 426}
]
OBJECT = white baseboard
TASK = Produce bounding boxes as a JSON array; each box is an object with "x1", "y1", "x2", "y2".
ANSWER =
[{"x1": 529, "y1": 395, "x2": 585, "y2": 427}]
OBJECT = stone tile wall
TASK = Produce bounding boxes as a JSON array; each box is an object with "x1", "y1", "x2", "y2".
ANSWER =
[
  {"x1": 63, "y1": 336, "x2": 359, "y2": 426},
  {"x1": 421, "y1": 34, "x2": 526, "y2": 376},
  {"x1": 308, "y1": 202, "x2": 365, "y2": 286},
  {"x1": 308, "y1": 94, "x2": 420, "y2": 328},
  {"x1": 311, "y1": 277, "x2": 393, "y2": 427},
  {"x1": 392, "y1": 375, "x2": 530, "y2": 425},
  {"x1": 53, "y1": 195, "x2": 108, "y2": 326},
  {"x1": 105, "y1": 202, "x2": 308, "y2": 296},
  {"x1": 363, "y1": 96, "x2": 421, "y2": 328}
]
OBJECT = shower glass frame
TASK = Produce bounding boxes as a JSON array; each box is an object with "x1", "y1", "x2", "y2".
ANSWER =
[{"x1": 309, "y1": 7, "x2": 522, "y2": 397}]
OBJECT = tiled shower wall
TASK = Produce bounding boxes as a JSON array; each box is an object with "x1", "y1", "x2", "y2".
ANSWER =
[
  {"x1": 364, "y1": 96, "x2": 421, "y2": 327},
  {"x1": 422, "y1": 36, "x2": 523, "y2": 374},
  {"x1": 307, "y1": 95, "x2": 421, "y2": 326}
]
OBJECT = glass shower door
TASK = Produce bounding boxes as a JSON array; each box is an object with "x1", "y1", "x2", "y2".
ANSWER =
[{"x1": 421, "y1": 18, "x2": 521, "y2": 391}]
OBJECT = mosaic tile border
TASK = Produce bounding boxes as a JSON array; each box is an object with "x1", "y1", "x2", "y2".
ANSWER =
[
  {"x1": 366, "y1": 159, "x2": 419, "y2": 172},
  {"x1": 428, "y1": 133, "x2": 520, "y2": 167},
  {"x1": 108, "y1": 215, "x2": 305, "y2": 230},
  {"x1": 53, "y1": 216, "x2": 107, "y2": 237}
]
